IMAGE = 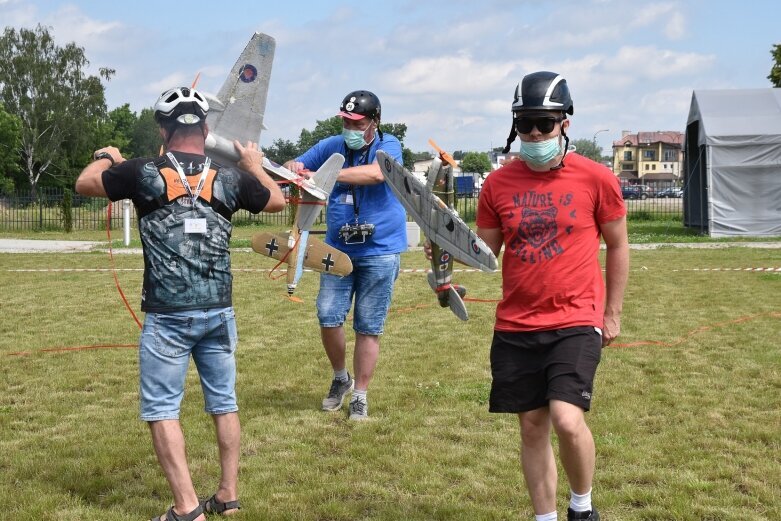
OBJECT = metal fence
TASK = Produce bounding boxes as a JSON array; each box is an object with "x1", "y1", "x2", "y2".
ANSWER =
[
  {"x1": 0, "y1": 188, "x2": 308, "y2": 231},
  {"x1": 0, "y1": 187, "x2": 682, "y2": 232}
]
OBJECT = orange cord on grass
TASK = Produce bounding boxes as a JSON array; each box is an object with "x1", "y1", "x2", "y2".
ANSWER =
[{"x1": 107, "y1": 202, "x2": 143, "y2": 330}]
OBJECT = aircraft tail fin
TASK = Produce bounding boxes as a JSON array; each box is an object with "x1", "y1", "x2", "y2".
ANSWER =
[
  {"x1": 426, "y1": 271, "x2": 469, "y2": 321},
  {"x1": 205, "y1": 33, "x2": 275, "y2": 166}
]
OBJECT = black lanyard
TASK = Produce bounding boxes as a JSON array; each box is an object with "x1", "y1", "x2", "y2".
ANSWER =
[{"x1": 346, "y1": 147, "x2": 370, "y2": 221}]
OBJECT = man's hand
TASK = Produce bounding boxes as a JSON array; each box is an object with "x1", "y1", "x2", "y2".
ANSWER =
[
  {"x1": 423, "y1": 240, "x2": 433, "y2": 260},
  {"x1": 602, "y1": 313, "x2": 621, "y2": 347},
  {"x1": 234, "y1": 140, "x2": 264, "y2": 172},
  {"x1": 283, "y1": 160, "x2": 312, "y2": 179},
  {"x1": 93, "y1": 146, "x2": 125, "y2": 165}
]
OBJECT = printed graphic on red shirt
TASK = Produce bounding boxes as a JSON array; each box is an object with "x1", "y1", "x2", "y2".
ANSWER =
[{"x1": 506, "y1": 190, "x2": 575, "y2": 265}]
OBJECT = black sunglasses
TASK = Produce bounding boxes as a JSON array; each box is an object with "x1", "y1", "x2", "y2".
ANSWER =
[{"x1": 514, "y1": 116, "x2": 563, "y2": 134}]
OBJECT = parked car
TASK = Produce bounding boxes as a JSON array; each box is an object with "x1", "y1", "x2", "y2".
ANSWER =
[
  {"x1": 657, "y1": 187, "x2": 683, "y2": 198},
  {"x1": 636, "y1": 184, "x2": 655, "y2": 197},
  {"x1": 621, "y1": 186, "x2": 648, "y2": 200}
]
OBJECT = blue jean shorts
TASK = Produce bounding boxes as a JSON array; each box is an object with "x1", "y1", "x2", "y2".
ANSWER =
[
  {"x1": 138, "y1": 307, "x2": 239, "y2": 421},
  {"x1": 316, "y1": 253, "x2": 400, "y2": 335}
]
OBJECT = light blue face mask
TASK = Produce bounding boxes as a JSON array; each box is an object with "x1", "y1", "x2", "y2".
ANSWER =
[
  {"x1": 519, "y1": 136, "x2": 563, "y2": 166},
  {"x1": 343, "y1": 128, "x2": 368, "y2": 150}
]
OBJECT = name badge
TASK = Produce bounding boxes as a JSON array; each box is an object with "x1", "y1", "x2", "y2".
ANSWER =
[
  {"x1": 185, "y1": 218, "x2": 207, "y2": 234},
  {"x1": 339, "y1": 193, "x2": 354, "y2": 204}
]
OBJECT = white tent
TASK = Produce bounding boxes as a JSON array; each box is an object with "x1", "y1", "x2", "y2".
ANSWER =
[{"x1": 684, "y1": 88, "x2": 781, "y2": 237}]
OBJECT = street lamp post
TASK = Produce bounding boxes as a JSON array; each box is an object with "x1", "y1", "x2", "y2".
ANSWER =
[{"x1": 592, "y1": 129, "x2": 609, "y2": 163}]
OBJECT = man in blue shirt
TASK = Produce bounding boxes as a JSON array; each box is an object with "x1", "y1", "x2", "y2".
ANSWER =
[{"x1": 285, "y1": 90, "x2": 406, "y2": 420}]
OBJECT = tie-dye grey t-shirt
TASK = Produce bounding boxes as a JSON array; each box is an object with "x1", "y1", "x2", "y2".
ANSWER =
[{"x1": 102, "y1": 152, "x2": 270, "y2": 312}]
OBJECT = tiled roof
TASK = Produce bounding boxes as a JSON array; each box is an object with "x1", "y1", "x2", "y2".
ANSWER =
[{"x1": 614, "y1": 131, "x2": 683, "y2": 146}]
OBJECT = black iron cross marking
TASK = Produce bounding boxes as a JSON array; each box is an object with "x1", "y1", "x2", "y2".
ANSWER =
[
  {"x1": 321, "y1": 253, "x2": 335, "y2": 272},
  {"x1": 266, "y1": 238, "x2": 279, "y2": 256}
]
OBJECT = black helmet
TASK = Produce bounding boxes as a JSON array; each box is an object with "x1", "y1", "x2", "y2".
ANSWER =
[
  {"x1": 154, "y1": 87, "x2": 209, "y2": 126},
  {"x1": 511, "y1": 71, "x2": 574, "y2": 115},
  {"x1": 338, "y1": 90, "x2": 381, "y2": 121}
]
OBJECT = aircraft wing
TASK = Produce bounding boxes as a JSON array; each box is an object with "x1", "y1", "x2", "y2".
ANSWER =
[
  {"x1": 205, "y1": 33, "x2": 275, "y2": 166},
  {"x1": 302, "y1": 237, "x2": 352, "y2": 276},
  {"x1": 251, "y1": 231, "x2": 352, "y2": 276},
  {"x1": 251, "y1": 231, "x2": 291, "y2": 263},
  {"x1": 295, "y1": 153, "x2": 344, "y2": 231},
  {"x1": 377, "y1": 151, "x2": 498, "y2": 273}
]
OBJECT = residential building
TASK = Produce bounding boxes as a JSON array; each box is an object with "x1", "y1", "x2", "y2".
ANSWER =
[{"x1": 612, "y1": 130, "x2": 683, "y2": 187}]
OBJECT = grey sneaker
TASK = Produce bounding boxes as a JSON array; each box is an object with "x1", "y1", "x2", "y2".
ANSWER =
[
  {"x1": 321, "y1": 374, "x2": 353, "y2": 411},
  {"x1": 348, "y1": 397, "x2": 368, "y2": 420}
]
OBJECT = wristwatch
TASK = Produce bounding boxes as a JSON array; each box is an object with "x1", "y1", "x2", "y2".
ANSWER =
[{"x1": 94, "y1": 151, "x2": 115, "y2": 166}]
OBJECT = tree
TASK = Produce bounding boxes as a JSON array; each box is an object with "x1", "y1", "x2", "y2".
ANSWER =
[
  {"x1": 0, "y1": 25, "x2": 113, "y2": 197},
  {"x1": 769, "y1": 43, "x2": 781, "y2": 87},
  {"x1": 128, "y1": 108, "x2": 162, "y2": 158},
  {"x1": 298, "y1": 116, "x2": 344, "y2": 152},
  {"x1": 0, "y1": 104, "x2": 21, "y2": 193},
  {"x1": 106, "y1": 103, "x2": 137, "y2": 151},
  {"x1": 263, "y1": 138, "x2": 300, "y2": 165},
  {"x1": 571, "y1": 138, "x2": 602, "y2": 162},
  {"x1": 460, "y1": 151, "x2": 492, "y2": 174}
]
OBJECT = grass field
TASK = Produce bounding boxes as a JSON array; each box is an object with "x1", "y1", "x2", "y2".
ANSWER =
[{"x1": 1, "y1": 244, "x2": 780, "y2": 520}]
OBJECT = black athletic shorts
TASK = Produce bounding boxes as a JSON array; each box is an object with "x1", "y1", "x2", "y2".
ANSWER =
[{"x1": 489, "y1": 326, "x2": 603, "y2": 413}]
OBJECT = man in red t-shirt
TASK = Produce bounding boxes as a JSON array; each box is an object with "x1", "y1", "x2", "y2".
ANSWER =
[{"x1": 476, "y1": 72, "x2": 629, "y2": 521}]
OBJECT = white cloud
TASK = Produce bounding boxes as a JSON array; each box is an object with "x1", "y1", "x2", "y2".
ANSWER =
[
  {"x1": 380, "y1": 53, "x2": 516, "y2": 95},
  {"x1": 605, "y1": 46, "x2": 715, "y2": 81},
  {"x1": 665, "y1": 11, "x2": 686, "y2": 40}
]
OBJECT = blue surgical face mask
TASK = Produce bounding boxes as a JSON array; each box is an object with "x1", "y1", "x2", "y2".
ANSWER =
[
  {"x1": 343, "y1": 128, "x2": 368, "y2": 150},
  {"x1": 519, "y1": 135, "x2": 562, "y2": 166}
]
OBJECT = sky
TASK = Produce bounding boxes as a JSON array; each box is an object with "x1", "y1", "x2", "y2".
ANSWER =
[{"x1": 1, "y1": 0, "x2": 779, "y2": 156}]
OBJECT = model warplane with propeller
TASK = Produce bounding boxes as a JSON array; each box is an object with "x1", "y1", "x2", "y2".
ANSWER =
[
  {"x1": 196, "y1": 32, "x2": 352, "y2": 295},
  {"x1": 250, "y1": 153, "x2": 352, "y2": 297},
  {"x1": 377, "y1": 146, "x2": 498, "y2": 320}
]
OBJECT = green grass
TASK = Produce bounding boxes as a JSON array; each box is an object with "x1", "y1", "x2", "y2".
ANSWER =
[{"x1": 1, "y1": 246, "x2": 780, "y2": 520}]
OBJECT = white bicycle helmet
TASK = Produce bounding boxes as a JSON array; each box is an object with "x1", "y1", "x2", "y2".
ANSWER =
[{"x1": 154, "y1": 87, "x2": 209, "y2": 125}]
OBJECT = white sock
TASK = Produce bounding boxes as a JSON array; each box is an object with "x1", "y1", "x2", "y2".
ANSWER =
[
  {"x1": 333, "y1": 368, "x2": 349, "y2": 382},
  {"x1": 352, "y1": 389, "x2": 367, "y2": 402},
  {"x1": 535, "y1": 512, "x2": 557, "y2": 521},
  {"x1": 569, "y1": 488, "x2": 592, "y2": 512}
]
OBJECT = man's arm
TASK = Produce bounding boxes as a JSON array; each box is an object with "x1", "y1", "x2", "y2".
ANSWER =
[
  {"x1": 600, "y1": 215, "x2": 629, "y2": 346},
  {"x1": 234, "y1": 140, "x2": 286, "y2": 213},
  {"x1": 335, "y1": 162, "x2": 385, "y2": 185},
  {"x1": 477, "y1": 227, "x2": 504, "y2": 257},
  {"x1": 75, "y1": 146, "x2": 125, "y2": 197},
  {"x1": 284, "y1": 159, "x2": 385, "y2": 186}
]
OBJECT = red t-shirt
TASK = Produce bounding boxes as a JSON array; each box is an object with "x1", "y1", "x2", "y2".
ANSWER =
[{"x1": 476, "y1": 153, "x2": 626, "y2": 331}]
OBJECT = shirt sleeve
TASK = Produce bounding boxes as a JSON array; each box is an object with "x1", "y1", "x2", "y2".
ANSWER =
[
  {"x1": 236, "y1": 169, "x2": 271, "y2": 214},
  {"x1": 297, "y1": 137, "x2": 340, "y2": 171},
  {"x1": 376, "y1": 135, "x2": 403, "y2": 163},
  {"x1": 101, "y1": 159, "x2": 143, "y2": 202},
  {"x1": 596, "y1": 170, "x2": 627, "y2": 224},
  {"x1": 476, "y1": 177, "x2": 501, "y2": 228}
]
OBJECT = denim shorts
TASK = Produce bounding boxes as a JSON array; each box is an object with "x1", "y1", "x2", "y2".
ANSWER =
[
  {"x1": 138, "y1": 307, "x2": 239, "y2": 421},
  {"x1": 316, "y1": 253, "x2": 400, "y2": 335}
]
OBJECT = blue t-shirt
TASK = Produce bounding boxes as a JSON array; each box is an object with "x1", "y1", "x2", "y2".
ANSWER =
[{"x1": 297, "y1": 134, "x2": 407, "y2": 258}]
